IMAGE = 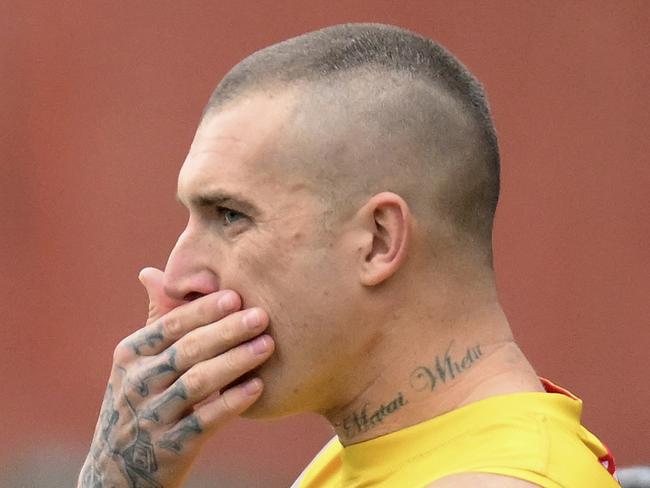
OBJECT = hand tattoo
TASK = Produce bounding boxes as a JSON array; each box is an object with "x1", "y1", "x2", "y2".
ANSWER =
[
  {"x1": 158, "y1": 416, "x2": 203, "y2": 454},
  {"x1": 121, "y1": 397, "x2": 163, "y2": 488},
  {"x1": 129, "y1": 328, "x2": 164, "y2": 356},
  {"x1": 141, "y1": 381, "x2": 188, "y2": 423},
  {"x1": 130, "y1": 349, "x2": 178, "y2": 398}
]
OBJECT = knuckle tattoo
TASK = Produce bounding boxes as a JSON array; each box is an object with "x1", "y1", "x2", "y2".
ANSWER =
[
  {"x1": 125, "y1": 372, "x2": 146, "y2": 396},
  {"x1": 127, "y1": 327, "x2": 164, "y2": 357},
  {"x1": 125, "y1": 350, "x2": 179, "y2": 399},
  {"x1": 157, "y1": 415, "x2": 203, "y2": 454},
  {"x1": 141, "y1": 406, "x2": 161, "y2": 423}
]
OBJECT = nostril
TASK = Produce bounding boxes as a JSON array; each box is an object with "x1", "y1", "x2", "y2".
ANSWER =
[{"x1": 183, "y1": 291, "x2": 205, "y2": 302}]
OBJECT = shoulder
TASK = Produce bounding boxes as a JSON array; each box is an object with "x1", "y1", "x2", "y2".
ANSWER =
[{"x1": 425, "y1": 472, "x2": 544, "y2": 487}]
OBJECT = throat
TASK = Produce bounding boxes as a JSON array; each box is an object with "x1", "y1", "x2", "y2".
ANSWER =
[
  {"x1": 325, "y1": 339, "x2": 541, "y2": 446},
  {"x1": 336, "y1": 391, "x2": 409, "y2": 442}
]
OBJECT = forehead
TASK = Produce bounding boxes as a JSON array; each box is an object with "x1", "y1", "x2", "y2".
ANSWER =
[{"x1": 177, "y1": 91, "x2": 300, "y2": 203}]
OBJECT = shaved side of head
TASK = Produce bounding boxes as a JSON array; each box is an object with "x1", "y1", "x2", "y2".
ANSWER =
[{"x1": 202, "y1": 23, "x2": 500, "y2": 266}]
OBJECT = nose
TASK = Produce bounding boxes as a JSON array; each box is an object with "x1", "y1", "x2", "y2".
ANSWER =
[{"x1": 163, "y1": 223, "x2": 220, "y2": 301}]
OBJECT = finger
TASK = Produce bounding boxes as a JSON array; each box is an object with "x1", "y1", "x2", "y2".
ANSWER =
[
  {"x1": 120, "y1": 308, "x2": 267, "y2": 399},
  {"x1": 118, "y1": 290, "x2": 241, "y2": 359},
  {"x1": 156, "y1": 378, "x2": 263, "y2": 455},
  {"x1": 140, "y1": 335, "x2": 274, "y2": 424},
  {"x1": 168, "y1": 307, "x2": 269, "y2": 374},
  {"x1": 138, "y1": 267, "x2": 186, "y2": 325}
]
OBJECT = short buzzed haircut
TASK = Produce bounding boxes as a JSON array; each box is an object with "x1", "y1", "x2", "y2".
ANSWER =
[{"x1": 203, "y1": 23, "x2": 500, "y2": 264}]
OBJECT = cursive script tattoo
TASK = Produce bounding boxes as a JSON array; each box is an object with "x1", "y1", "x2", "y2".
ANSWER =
[
  {"x1": 410, "y1": 341, "x2": 482, "y2": 392},
  {"x1": 158, "y1": 415, "x2": 203, "y2": 454},
  {"x1": 341, "y1": 391, "x2": 408, "y2": 439}
]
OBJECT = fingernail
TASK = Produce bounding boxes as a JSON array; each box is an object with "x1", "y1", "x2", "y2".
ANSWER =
[
  {"x1": 250, "y1": 335, "x2": 269, "y2": 355},
  {"x1": 243, "y1": 378, "x2": 262, "y2": 395},
  {"x1": 218, "y1": 292, "x2": 236, "y2": 310},
  {"x1": 243, "y1": 309, "x2": 262, "y2": 329}
]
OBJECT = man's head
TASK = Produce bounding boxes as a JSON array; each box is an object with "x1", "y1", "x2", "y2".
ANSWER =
[{"x1": 166, "y1": 23, "x2": 501, "y2": 417}]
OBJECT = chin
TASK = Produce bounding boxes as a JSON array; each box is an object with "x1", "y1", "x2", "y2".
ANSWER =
[
  {"x1": 238, "y1": 362, "x2": 307, "y2": 420},
  {"x1": 241, "y1": 395, "x2": 284, "y2": 419},
  {"x1": 239, "y1": 384, "x2": 300, "y2": 420}
]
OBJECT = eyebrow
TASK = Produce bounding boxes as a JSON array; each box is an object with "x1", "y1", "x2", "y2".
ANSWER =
[{"x1": 176, "y1": 189, "x2": 260, "y2": 216}]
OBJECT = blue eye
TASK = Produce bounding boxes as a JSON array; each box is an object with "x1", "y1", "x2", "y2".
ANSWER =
[{"x1": 218, "y1": 207, "x2": 245, "y2": 225}]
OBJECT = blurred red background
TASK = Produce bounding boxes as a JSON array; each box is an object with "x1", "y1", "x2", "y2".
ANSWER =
[{"x1": 1, "y1": 1, "x2": 648, "y2": 486}]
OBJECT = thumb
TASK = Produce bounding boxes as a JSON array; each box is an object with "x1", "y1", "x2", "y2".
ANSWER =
[{"x1": 138, "y1": 267, "x2": 186, "y2": 325}]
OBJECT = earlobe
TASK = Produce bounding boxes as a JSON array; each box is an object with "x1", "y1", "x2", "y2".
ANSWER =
[{"x1": 359, "y1": 192, "x2": 411, "y2": 287}]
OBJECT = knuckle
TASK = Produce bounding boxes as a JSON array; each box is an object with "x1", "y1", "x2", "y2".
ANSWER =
[
  {"x1": 223, "y1": 349, "x2": 241, "y2": 374},
  {"x1": 112, "y1": 339, "x2": 132, "y2": 364},
  {"x1": 183, "y1": 368, "x2": 206, "y2": 397},
  {"x1": 219, "y1": 319, "x2": 239, "y2": 344},
  {"x1": 123, "y1": 371, "x2": 143, "y2": 393},
  {"x1": 220, "y1": 391, "x2": 238, "y2": 414},
  {"x1": 179, "y1": 336, "x2": 202, "y2": 360},
  {"x1": 162, "y1": 314, "x2": 184, "y2": 338},
  {"x1": 196, "y1": 298, "x2": 217, "y2": 322}
]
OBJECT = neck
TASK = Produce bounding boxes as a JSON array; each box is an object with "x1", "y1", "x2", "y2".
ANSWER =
[{"x1": 323, "y1": 300, "x2": 543, "y2": 446}]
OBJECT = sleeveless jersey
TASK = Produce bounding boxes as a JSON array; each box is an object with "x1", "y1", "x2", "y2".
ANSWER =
[{"x1": 293, "y1": 379, "x2": 618, "y2": 487}]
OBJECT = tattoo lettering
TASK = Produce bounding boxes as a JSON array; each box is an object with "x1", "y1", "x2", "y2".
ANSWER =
[
  {"x1": 341, "y1": 391, "x2": 408, "y2": 439},
  {"x1": 158, "y1": 415, "x2": 203, "y2": 454},
  {"x1": 130, "y1": 329, "x2": 164, "y2": 356},
  {"x1": 141, "y1": 381, "x2": 188, "y2": 423},
  {"x1": 410, "y1": 341, "x2": 483, "y2": 392},
  {"x1": 131, "y1": 349, "x2": 178, "y2": 397}
]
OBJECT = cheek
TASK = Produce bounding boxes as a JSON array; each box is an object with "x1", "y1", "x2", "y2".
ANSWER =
[
  {"x1": 269, "y1": 248, "x2": 355, "y2": 344},
  {"x1": 218, "y1": 228, "x2": 356, "y2": 345},
  {"x1": 215, "y1": 231, "x2": 304, "y2": 304}
]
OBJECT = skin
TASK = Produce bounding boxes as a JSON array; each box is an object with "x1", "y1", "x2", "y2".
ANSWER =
[
  {"x1": 80, "y1": 89, "x2": 544, "y2": 487},
  {"x1": 427, "y1": 473, "x2": 542, "y2": 487}
]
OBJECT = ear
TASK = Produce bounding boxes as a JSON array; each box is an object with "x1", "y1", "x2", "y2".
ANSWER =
[{"x1": 356, "y1": 192, "x2": 411, "y2": 287}]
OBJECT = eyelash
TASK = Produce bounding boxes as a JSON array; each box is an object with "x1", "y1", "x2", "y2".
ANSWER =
[{"x1": 215, "y1": 206, "x2": 246, "y2": 226}]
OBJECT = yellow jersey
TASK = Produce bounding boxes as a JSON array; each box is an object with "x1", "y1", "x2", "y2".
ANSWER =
[{"x1": 293, "y1": 379, "x2": 618, "y2": 487}]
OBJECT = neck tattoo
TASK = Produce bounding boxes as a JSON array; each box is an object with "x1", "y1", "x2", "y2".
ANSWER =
[
  {"x1": 336, "y1": 341, "x2": 483, "y2": 441},
  {"x1": 340, "y1": 391, "x2": 408, "y2": 439},
  {"x1": 409, "y1": 341, "x2": 483, "y2": 392}
]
